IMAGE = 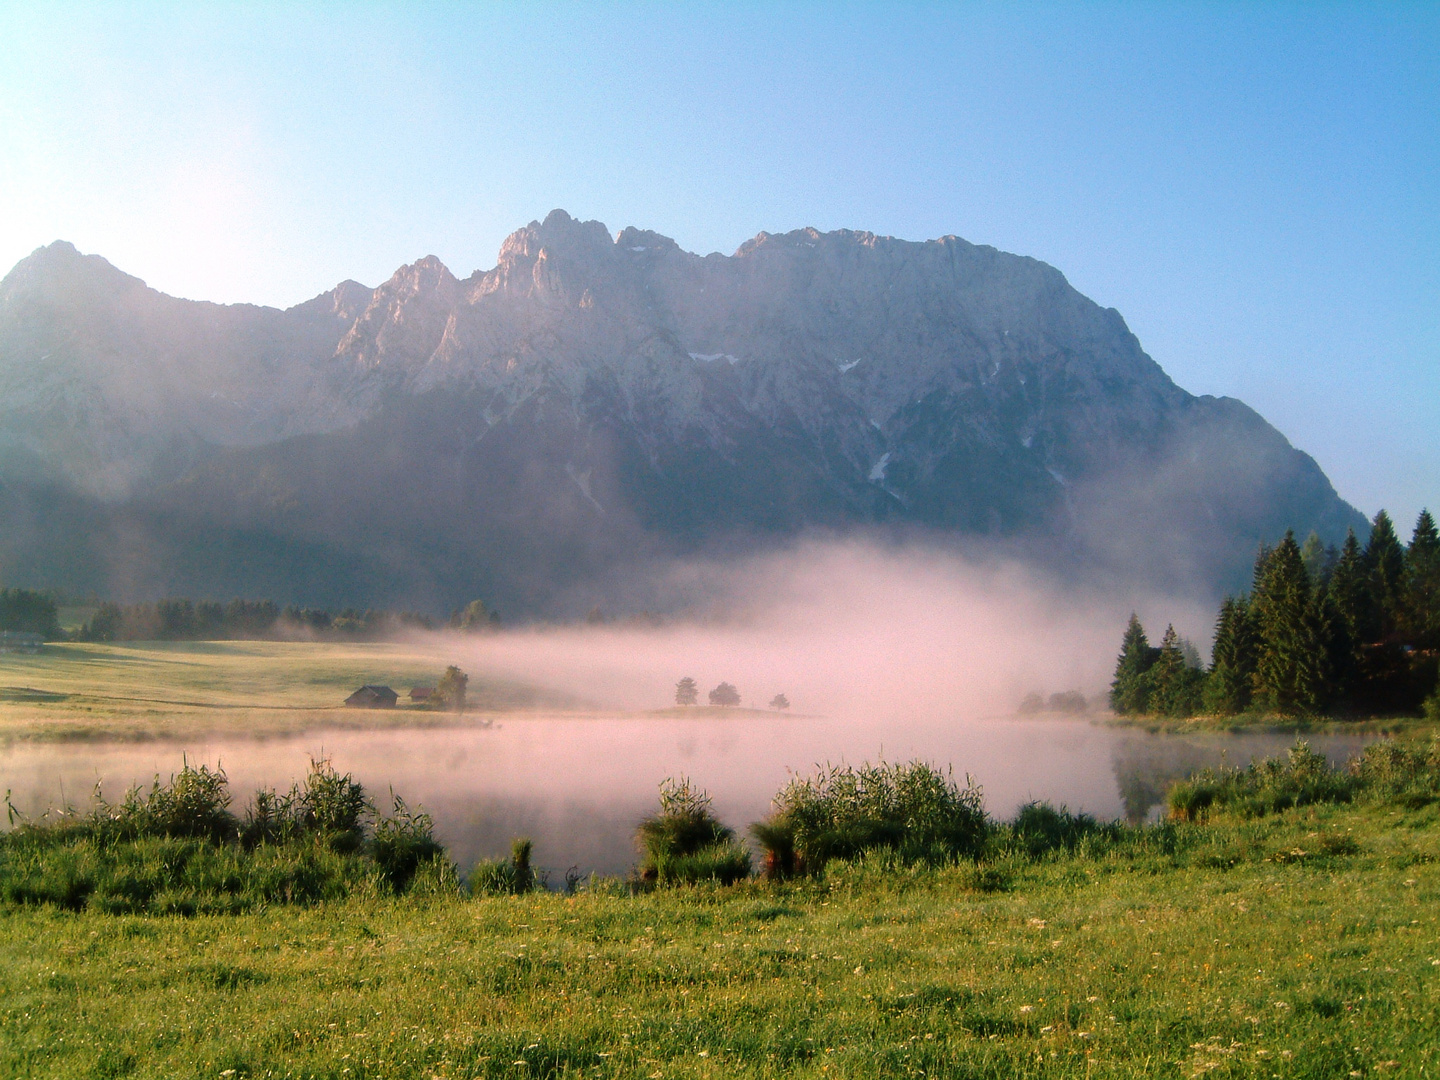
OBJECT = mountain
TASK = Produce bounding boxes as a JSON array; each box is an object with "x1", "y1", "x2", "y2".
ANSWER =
[{"x1": 0, "y1": 212, "x2": 1364, "y2": 615}]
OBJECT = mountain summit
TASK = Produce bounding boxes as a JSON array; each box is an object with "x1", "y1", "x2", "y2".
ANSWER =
[{"x1": 0, "y1": 212, "x2": 1362, "y2": 613}]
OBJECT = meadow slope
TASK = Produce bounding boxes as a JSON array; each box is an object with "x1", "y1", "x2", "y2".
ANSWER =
[{"x1": 2, "y1": 799, "x2": 1437, "y2": 1079}]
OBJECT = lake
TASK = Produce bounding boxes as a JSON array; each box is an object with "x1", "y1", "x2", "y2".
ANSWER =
[{"x1": 0, "y1": 714, "x2": 1376, "y2": 878}]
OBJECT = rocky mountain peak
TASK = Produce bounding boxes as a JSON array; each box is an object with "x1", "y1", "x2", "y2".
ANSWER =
[
  {"x1": 0, "y1": 214, "x2": 1365, "y2": 611},
  {"x1": 286, "y1": 279, "x2": 375, "y2": 323},
  {"x1": 0, "y1": 241, "x2": 147, "y2": 309},
  {"x1": 614, "y1": 226, "x2": 682, "y2": 255}
]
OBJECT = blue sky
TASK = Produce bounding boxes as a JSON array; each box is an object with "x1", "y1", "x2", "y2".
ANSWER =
[{"x1": 2, "y1": 2, "x2": 1436, "y2": 531}]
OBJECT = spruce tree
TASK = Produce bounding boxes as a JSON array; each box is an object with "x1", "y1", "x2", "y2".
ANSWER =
[
  {"x1": 1363, "y1": 510, "x2": 1406, "y2": 640},
  {"x1": 1322, "y1": 531, "x2": 1367, "y2": 705},
  {"x1": 1109, "y1": 614, "x2": 1157, "y2": 715},
  {"x1": 1204, "y1": 595, "x2": 1258, "y2": 715},
  {"x1": 1252, "y1": 531, "x2": 1328, "y2": 715},
  {"x1": 1149, "y1": 624, "x2": 1204, "y2": 717},
  {"x1": 1403, "y1": 509, "x2": 1440, "y2": 650},
  {"x1": 1327, "y1": 532, "x2": 1367, "y2": 638},
  {"x1": 1299, "y1": 532, "x2": 1337, "y2": 587}
]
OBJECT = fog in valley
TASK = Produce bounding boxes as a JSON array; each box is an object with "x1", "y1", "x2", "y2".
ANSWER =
[
  {"x1": 434, "y1": 537, "x2": 1218, "y2": 722},
  {"x1": 11, "y1": 537, "x2": 1370, "y2": 879}
]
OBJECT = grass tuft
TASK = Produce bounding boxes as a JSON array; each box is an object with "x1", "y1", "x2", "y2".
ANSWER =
[
  {"x1": 637, "y1": 777, "x2": 751, "y2": 886},
  {"x1": 751, "y1": 760, "x2": 988, "y2": 877}
]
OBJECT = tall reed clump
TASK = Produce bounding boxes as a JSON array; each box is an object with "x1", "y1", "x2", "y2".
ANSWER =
[
  {"x1": 0, "y1": 759, "x2": 450, "y2": 913},
  {"x1": 636, "y1": 777, "x2": 751, "y2": 886},
  {"x1": 241, "y1": 757, "x2": 368, "y2": 850},
  {"x1": 750, "y1": 760, "x2": 988, "y2": 878},
  {"x1": 999, "y1": 801, "x2": 1123, "y2": 860},
  {"x1": 469, "y1": 837, "x2": 541, "y2": 896}
]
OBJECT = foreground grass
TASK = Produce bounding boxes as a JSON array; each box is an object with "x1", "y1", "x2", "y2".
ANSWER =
[
  {"x1": 2, "y1": 800, "x2": 1437, "y2": 1078},
  {"x1": 0, "y1": 641, "x2": 560, "y2": 740}
]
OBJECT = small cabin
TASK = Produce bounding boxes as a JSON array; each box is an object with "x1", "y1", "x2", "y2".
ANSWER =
[
  {"x1": 345, "y1": 684, "x2": 398, "y2": 709},
  {"x1": 408, "y1": 686, "x2": 434, "y2": 703},
  {"x1": 0, "y1": 631, "x2": 44, "y2": 654}
]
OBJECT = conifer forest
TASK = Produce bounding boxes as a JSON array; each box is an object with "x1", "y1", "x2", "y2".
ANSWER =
[{"x1": 1111, "y1": 509, "x2": 1440, "y2": 719}]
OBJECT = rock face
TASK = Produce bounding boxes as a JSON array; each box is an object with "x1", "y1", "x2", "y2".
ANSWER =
[{"x1": 0, "y1": 212, "x2": 1363, "y2": 613}]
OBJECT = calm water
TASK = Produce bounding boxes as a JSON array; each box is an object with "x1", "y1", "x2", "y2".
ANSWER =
[{"x1": 0, "y1": 716, "x2": 1376, "y2": 878}]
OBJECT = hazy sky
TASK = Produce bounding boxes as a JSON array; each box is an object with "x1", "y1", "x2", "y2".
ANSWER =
[{"x1": 2, "y1": 3, "x2": 1436, "y2": 530}]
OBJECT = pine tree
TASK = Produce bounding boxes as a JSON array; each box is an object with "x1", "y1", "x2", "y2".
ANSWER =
[
  {"x1": 1109, "y1": 614, "x2": 1157, "y2": 715},
  {"x1": 1363, "y1": 510, "x2": 1406, "y2": 640},
  {"x1": 1403, "y1": 509, "x2": 1440, "y2": 650},
  {"x1": 1322, "y1": 531, "x2": 1367, "y2": 705},
  {"x1": 1204, "y1": 595, "x2": 1258, "y2": 715},
  {"x1": 1299, "y1": 531, "x2": 1337, "y2": 587},
  {"x1": 1252, "y1": 531, "x2": 1327, "y2": 714},
  {"x1": 1251, "y1": 542, "x2": 1274, "y2": 595},
  {"x1": 1149, "y1": 624, "x2": 1204, "y2": 717}
]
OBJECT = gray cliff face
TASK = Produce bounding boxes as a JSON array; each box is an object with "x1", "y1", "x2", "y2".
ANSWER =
[{"x1": 0, "y1": 213, "x2": 1363, "y2": 612}]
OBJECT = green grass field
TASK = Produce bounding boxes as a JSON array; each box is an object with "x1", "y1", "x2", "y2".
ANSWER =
[
  {"x1": 0, "y1": 641, "x2": 563, "y2": 740},
  {"x1": 1, "y1": 798, "x2": 1436, "y2": 1079}
]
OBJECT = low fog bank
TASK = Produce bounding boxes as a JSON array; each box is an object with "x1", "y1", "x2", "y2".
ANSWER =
[{"x1": 420, "y1": 538, "x2": 1217, "y2": 724}]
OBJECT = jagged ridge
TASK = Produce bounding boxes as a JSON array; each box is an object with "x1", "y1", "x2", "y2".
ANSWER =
[{"x1": 0, "y1": 212, "x2": 1363, "y2": 613}]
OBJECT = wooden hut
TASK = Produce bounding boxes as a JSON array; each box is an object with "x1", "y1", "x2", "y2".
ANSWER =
[{"x1": 345, "y1": 685, "x2": 398, "y2": 708}]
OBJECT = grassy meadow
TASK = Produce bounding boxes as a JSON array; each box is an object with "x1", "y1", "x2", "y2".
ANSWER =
[
  {"x1": 0, "y1": 640, "x2": 559, "y2": 740},
  {"x1": 0, "y1": 796, "x2": 1436, "y2": 1079}
]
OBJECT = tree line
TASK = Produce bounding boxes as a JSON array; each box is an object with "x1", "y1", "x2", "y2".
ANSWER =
[
  {"x1": 1112, "y1": 509, "x2": 1440, "y2": 718},
  {"x1": 78, "y1": 598, "x2": 437, "y2": 642},
  {"x1": 0, "y1": 586, "x2": 61, "y2": 638}
]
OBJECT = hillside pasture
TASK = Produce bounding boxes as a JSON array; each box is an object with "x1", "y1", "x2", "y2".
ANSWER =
[{"x1": 0, "y1": 640, "x2": 558, "y2": 740}]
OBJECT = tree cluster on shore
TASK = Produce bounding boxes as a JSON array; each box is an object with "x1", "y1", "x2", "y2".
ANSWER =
[{"x1": 1112, "y1": 509, "x2": 1440, "y2": 718}]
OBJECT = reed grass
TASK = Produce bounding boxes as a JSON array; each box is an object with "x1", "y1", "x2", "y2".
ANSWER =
[
  {"x1": 1168, "y1": 736, "x2": 1440, "y2": 820},
  {"x1": 751, "y1": 760, "x2": 988, "y2": 877},
  {"x1": 0, "y1": 759, "x2": 449, "y2": 912},
  {"x1": 636, "y1": 777, "x2": 752, "y2": 886}
]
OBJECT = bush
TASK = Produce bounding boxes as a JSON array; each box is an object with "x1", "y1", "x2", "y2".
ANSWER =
[
  {"x1": 3, "y1": 763, "x2": 241, "y2": 847},
  {"x1": 1424, "y1": 688, "x2": 1440, "y2": 723},
  {"x1": 1352, "y1": 737, "x2": 1440, "y2": 806},
  {"x1": 637, "y1": 778, "x2": 751, "y2": 886},
  {"x1": 0, "y1": 834, "x2": 366, "y2": 914},
  {"x1": 105, "y1": 763, "x2": 239, "y2": 843},
  {"x1": 751, "y1": 761, "x2": 988, "y2": 877}
]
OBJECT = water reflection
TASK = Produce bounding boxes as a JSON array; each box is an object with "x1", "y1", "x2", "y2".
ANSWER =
[{"x1": 0, "y1": 717, "x2": 1377, "y2": 876}]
